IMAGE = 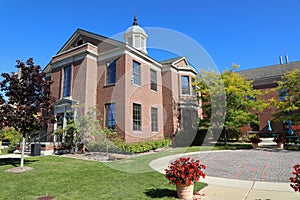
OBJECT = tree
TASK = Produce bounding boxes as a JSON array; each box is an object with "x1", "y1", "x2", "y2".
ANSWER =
[
  {"x1": 0, "y1": 58, "x2": 53, "y2": 167},
  {"x1": 53, "y1": 106, "x2": 117, "y2": 154},
  {"x1": 0, "y1": 128, "x2": 22, "y2": 153},
  {"x1": 272, "y1": 69, "x2": 300, "y2": 125},
  {"x1": 194, "y1": 65, "x2": 267, "y2": 140}
]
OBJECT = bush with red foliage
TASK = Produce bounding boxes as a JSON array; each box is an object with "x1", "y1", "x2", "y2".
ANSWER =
[
  {"x1": 164, "y1": 157, "x2": 206, "y2": 186},
  {"x1": 290, "y1": 163, "x2": 300, "y2": 193}
]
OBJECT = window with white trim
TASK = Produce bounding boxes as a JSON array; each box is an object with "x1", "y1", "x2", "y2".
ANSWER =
[
  {"x1": 181, "y1": 75, "x2": 190, "y2": 95},
  {"x1": 133, "y1": 103, "x2": 141, "y2": 131},
  {"x1": 63, "y1": 66, "x2": 71, "y2": 97},
  {"x1": 151, "y1": 107, "x2": 158, "y2": 132},
  {"x1": 150, "y1": 69, "x2": 157, "y2": 92},
  {"x1": 106, "y1": 60, "x2": 116, "y2": 85},
  {"x1": 105, "y1": 103, "x2": 116, "y2": 129},
  {"x1": 132, "y1": 61, "x2": 141, "y2": 86}
]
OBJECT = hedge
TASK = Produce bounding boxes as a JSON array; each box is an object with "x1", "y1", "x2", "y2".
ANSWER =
[{"x1": 116, "y1": 139, "x2": 171, "y2": 153}]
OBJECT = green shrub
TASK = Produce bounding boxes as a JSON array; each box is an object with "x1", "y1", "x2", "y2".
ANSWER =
[{"x1": 116, "y1": 139, "x2": 171, "y2": 153}]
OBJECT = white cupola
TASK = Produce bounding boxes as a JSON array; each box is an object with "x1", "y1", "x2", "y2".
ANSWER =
[{"x1": 124, "y1": 13, "x2": 148, "y2": 54}]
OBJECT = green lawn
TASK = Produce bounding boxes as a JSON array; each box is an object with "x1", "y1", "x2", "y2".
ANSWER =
[
  {"x1": 0, "y1": 143, "x2": 252, "y2": 199},
  {"x1": 0, "y1": 155, "x2": 205, "y2": 200}
]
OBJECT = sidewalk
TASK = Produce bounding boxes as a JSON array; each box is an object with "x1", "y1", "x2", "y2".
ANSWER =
[
  {"x1": 0, "y1": 153, "x2": 30, "y2": 158},
  {"x1": 149, "y1": 151, "x2": 300, "y2": 200}
]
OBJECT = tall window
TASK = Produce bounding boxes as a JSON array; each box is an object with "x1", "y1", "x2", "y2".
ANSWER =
[
  {"x1": 63, "y1": 66, "x2": 71, "y2": 97},
  {"x1": 105, "y1": 103, "x2": 116, "y2": 129},
  {"x1": 132, "y1": 61, "x2": 141, "y2": 86},
  {"x1": 133, "y1": 103, "x2": 141, "y2": 131},
  {"x1": 151, "y1": 107, "x2": 158, "y2": 132},
  {"x1": 181, "y1": 75, "x2": 190, "y2": 95},
  {"x1": 150, "y1": 69, "x2": 157, "y2": 91},
  {"x1": 106, "y1": 60, "x2": 116, "y2": 85},
  {"x1": 278, "y1": 89, "x2": 288, "y2": 101}
]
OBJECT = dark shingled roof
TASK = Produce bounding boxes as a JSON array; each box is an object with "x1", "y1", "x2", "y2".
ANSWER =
[
  {"x1": 237, "y1": 61, "x2": 300, "y2": 87},
  {"x1": 159, "y1": 56, "x2": 184, "y2": 65}
]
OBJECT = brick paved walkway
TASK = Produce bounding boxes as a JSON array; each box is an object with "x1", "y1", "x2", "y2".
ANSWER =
[{"x1": 177, "y1": 149, "x2": 300, "y2": 183}]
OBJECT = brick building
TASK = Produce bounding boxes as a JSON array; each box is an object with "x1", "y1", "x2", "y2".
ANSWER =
[
  {"x1": 238, "y1": 58, "x2": 300, "y2": 135},
  {"x1": 43, "y1": 16, "x2": 199, "y2": 143}
]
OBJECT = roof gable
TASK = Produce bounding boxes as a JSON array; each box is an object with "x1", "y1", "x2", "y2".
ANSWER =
[
  {"x1": 160, "y1": 56, "x2": 196, "y2": 74},
  {"x1": 173, "y1": 57, "x2": 189, "y2": 67},
  {"x1": 57, "y1": 29, "x2": 125, "y2": 54}
]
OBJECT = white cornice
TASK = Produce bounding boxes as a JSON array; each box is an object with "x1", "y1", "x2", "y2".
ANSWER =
[
  {"x1": 53, "y1": 43, "x2": 98, "y2": 58},
  {"x1": 98, "y1": 46, "x2": 126, "y2": 61},
  {"x1": 50, "y1": 48, "x2": 97, "y2": 69},
  {"x1": 97, "y1": 45, "x2": 162, "y2": 69},
  {"x1": 125, "y1": 45, "x2": 162, "y2": 68}
]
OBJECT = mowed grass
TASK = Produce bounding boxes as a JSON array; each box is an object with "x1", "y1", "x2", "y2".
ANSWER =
[
  {"x1": 0, "y1": 143, "x2": 251, "y2": 199},
  {"x1": 0, "y1": 155, "x2": 205, "y2": 200}
]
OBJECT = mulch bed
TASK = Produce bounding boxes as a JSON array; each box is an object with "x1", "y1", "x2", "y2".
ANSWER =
[
  {"x1": 36, "y1": 196, "x2": 54, "y2": 200},
  {"x1": 5, "y1": 166, "x2": 33, "y2": 173}
]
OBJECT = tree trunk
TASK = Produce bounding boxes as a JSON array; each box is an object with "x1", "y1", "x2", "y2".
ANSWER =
[{"x1": 20, "y1": 136, "x2": 25, "y2": 168}]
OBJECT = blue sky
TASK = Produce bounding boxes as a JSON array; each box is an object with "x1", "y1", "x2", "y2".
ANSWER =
[{"x1": 0, "y1": 0, "x2": 300, "y2": 75}]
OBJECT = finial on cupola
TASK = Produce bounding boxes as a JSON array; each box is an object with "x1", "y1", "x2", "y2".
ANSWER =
[{"x1": 133, "y1": 12, "x2": 138, "y2": 26}]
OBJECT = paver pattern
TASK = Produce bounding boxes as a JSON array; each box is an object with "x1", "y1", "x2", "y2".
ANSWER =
[{"x1": 174, "y1": 149, "x2": 300, "y2": 183}]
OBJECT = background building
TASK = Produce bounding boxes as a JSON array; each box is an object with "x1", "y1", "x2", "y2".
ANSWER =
[
  {"x1": 43, "y1": 17, "x2": 199, "y2": 143},
  {"x1": 238, "y1": 57, "x2": 300, "y2": 135}
]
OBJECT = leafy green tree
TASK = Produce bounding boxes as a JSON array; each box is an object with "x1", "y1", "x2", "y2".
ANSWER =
[
  {"x1": 53, "y1": 106, "x2": 117, "y2": 154},
  {"x1": 272, "y1": 69, "x2": 300, "y2": 124},
  {"x1": 0, "y1": 128, "x2": 22, "y2": 153},
  {"x1": 0, "y1": 58, "x2": 53, "y2": 167},
  {"x1": 195, "y1": 65, "x2": 268, "y2": 140}
]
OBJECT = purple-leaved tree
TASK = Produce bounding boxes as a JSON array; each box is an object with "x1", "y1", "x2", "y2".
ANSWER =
[{"x1": 0, "y1": 58, "x2": 54, "y2": 167}]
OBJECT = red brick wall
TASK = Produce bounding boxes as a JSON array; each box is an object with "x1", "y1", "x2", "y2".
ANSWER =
[
  {"x1": 256, "y1": 86, "x2": 283, "y2": 133},
  {"x1": 96, "y1": 55, "x2": 127, "y2": 141},
  {"x1": 123, "y1": 53, "x2": 164, "y2": 143},
  {"x1": 162, "y1": 70, "x2": 177, "y2": 137},
  {"x1": 50, "y1": 67, "x2": 62, "y2": 101}
]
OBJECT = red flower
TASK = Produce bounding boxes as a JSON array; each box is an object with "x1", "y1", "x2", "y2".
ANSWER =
[
  {"x1": 290, "y1": 163, "x2": 300, "y2": 193},
  {"x1": 164, "y1": 157, "x2": 206, "y2": 186}
]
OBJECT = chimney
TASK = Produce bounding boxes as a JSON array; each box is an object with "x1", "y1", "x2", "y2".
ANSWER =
[
  {"x1": 279, "y1": 56, "x2": 283, "y2": 64},
  {"x1": 285, "y1": 55, "x2": 289, "y2": 63}
]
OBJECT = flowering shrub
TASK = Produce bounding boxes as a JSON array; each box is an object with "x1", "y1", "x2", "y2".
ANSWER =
[
  {"x1": 273, "y1": 135, "x2": 286, "y2": 143},
  {"x1": 248, "y1": 135, "x2": 262, "y2": 143},
  {"x1": 290, "y1": 163, "x2": 300, "y2": 192},
  {"x1": 164, "y1": 157, "x2": 206, "y2": 186}
]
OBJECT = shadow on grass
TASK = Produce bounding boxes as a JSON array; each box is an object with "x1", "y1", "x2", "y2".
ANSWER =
[
  {"x1": 144, "y1": 188, "x2": 177, "y2": 198},
  {"x1": 0, "y1": 158, "x2": 38, "y2": 167}
]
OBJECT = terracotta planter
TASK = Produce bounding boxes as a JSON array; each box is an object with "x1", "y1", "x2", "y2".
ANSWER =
[
  {"x1": 277, "y1": 142, "x2": 284, "y2": 149},
  {"x1": 252, "y1": 143, "x2": 259, "y2": 148},
  {"x1": 176, "y1": 183, "x2": 194, "y2": 199}
]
